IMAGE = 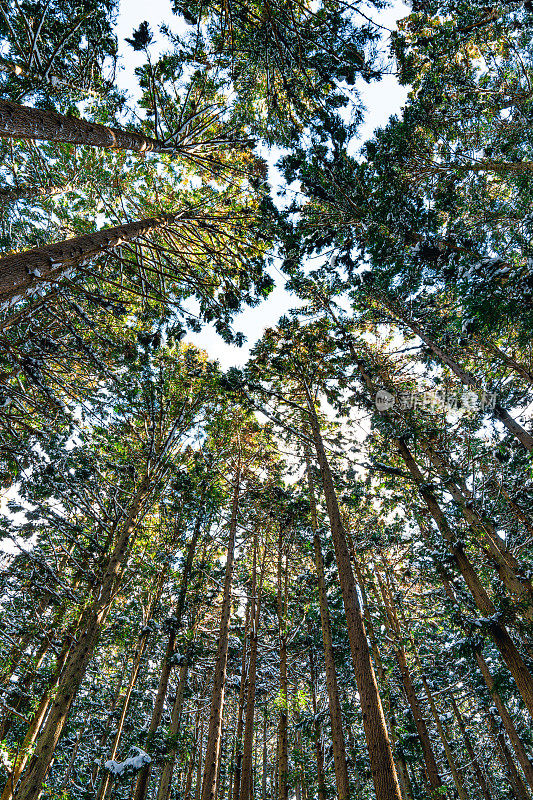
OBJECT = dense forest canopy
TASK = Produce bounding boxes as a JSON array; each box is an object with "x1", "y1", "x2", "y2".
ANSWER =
[{"x1": 0, "y1": 2, "x2": 532, "y2": 800}]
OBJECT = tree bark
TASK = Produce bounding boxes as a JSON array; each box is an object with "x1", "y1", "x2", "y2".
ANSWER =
[
  {"x1": 0, "y1": 213, "x2": 177, "y2": 303},
  {"x1": 303, "y1": 385, "x2": 402, "y2": 800},
  {"x1": 200, "y1": 461, "x2": 241, "y2": 800},
  {"x1": 97, "y1": 569, "x2": 167, "y2": 800},
  {"x1": 276, "y1": 524, "x2": 289, "y2": 800},
  {"x1": 240, "y1": 535, "x2": 266, "y2": 800},
  {"x1": 304, "y1": 447, "x2": 350, "y2": 800},
  {"x1": 133, "y1": 507, "x2": 205, "y2": 800},
  {"x1": 0, "y1": 100, "x2": 173, "y2": 153},
  {"x1": 14, "y1": 476, "x2": 152, "y2": 800},
  {"x1": 448, "y1": 691, "x2": 494, "y2": 800},
  {"x1": 398, "y1": 438, "x2": 533, "y2": 722},
  {"x1": 376, "y1": 571, "x2": 445, "y2": 797}
]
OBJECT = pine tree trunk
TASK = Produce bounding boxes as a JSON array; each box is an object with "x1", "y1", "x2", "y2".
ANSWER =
[
  {"x1": 448, "y1": 692, "x2": 493, "y2": 800},
  {"x1": 133, "y1": 508, "x2": 204, "y2": 800},
  {"x1": 307, "y1": 641, "x2": 327, "y2": 800},
  {"x1": 200, "y1": 462, "x2": 241, "y2": 800},
  {"x1": 232, "y1": 601, "x2": 250, "y2": 800},
  {"x1": 13, "y1": 476, "x2": 151, "y2": 800},
  {"x1": 418, "y1": 438, "x2": 533, "y2": 615},
  {"x1": 262, "y1": 707, "x2": 268, "y2": 800},
  {"x1": 376, "y1": 572, "x2": 444, "y2": 796},
  {"x1": 483, "y1": 703, "x2": 531, "y2": 800},
  {"x1": 352, "y1": 562, "x2": 413, "y2": 800},
  {"x1": 420, "y1": 676, "x2": 468, "y2": 800},
  {"x1": 240, "y1": 536, "x2": 266, "y2": 800},
  {"x1": 422, "y1": 540, "x2": 533, "y2": 797},
  {"x1": 474, "y1": 648, "x2": 533, "y2": 794},
  {"x1": 304, "y1": 447, "x2": 350, "y2": 800},
  {"x1": 276, "y1": 525, "x2": 289, "y2": 800},
  {"x1": 0, "y1": 101, "x2": 173, "y2": 153},
  {"x1": 303, "y1": 385, "x2": 402, "y2": 800},
  {"x1": 156, "y1": 647, "x2": 193, "y2": 800},
  {"x1": 98, "y1": 570, "x2": 167, "y2": 800},
  {"x1": 0, "y1": 213, "x2": 177, "y2": 304},
  {"x1": 0, "y1": 615, "x2": 81, "y2": 800},
  {"x1": 398, "y1": 438, "x2": 533, "y2": 721},
  {"x1": 0, "y1": 184, "x2": 67, "y2": 204}
]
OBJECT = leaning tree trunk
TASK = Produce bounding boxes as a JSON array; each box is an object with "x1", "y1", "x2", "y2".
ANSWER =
[
  {"x1": 200, "y1": 462, "x2": 241, "y2": 800},
  {"x1": 97, "y1": 569, "x2": 167, "y2": 800},
  {"x1": 13, "y1": 475, "x2": 152, "y2": 800},
  {"x1": 303, "y1": 384, "x2": 402, "y2": 800},
  {"x1": 0, "y1": 100, "x2": 174, "y2": 153},
  {"x1": 370, "y1": 289, "x2": 533, "y2": 451},
  {"x1": 0, "y1": 213, "x2": 178, "y2": 304},
  {"x1": 398, "y1": 438, "x2": 533, "y2": 721}
]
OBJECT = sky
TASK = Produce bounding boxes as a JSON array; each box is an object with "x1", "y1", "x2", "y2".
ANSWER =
[{"x1": 114, "y1": 0, "x2": 410, "y2": 368}]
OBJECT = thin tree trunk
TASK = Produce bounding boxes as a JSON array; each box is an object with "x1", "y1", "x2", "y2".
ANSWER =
[
  {"x1": 232, "y1": 601, "x2": 251, "y2": 800},
  {"x1": 448, "y1": 692, "x2": 493, "y2": 800},
  {"x1": 352, "y1": 562, "x2": 413, "y2": 800},
  {"x1": 98, "y1": 570, "x2": 167, "y2": 800},
  {"x1": 483, "y1": 703, "x2": 531, "y2": 800},
  {"x1": 302, "y1": 386, "x2": 402, "y2": 800},
  {"x1": 276, "y1": 524, "x2": 289, "y2": 800},
  {"x1": 0, "y1": 213, "x2": 178, "y2": 303},
  {"x1": 262, "y1": 707, "x2": 268, "y2": 800},
  {"x1": 307, "y1": 641, "x2": 327, "y2": 800},
  {"x1": 156, "y1": 647, "x2": 193, "y2": 800},
  {"x1": 133, "y1": 508, "x2": 205, "y2": 800},
  {"x1": 417, "y1": 521, "x2": 533, "y2": 796},
  {"x1": 375, "y1": 571, "x2": 444, "y2": 797},
  {"x1": 200, "y1": 461, "x2": 241, "y2": 800},
  {"x1": 0, "y1": 100, "x2": 173, "y2": 153},
  {"x1": 474, "y1": 649, "x2": 533, "y2": 794},
  {"x1": 240, "y1": 535, "x2": 266, "y2": 800}
]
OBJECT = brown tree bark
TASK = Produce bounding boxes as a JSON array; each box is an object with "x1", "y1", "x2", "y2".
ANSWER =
[
  {"x1": 307, "y1": 641, "x2": 327, "y2": 800},
  {"x1": 0, "y1": 101, "x2": 173, "y2": 153},
  {"x1": 376, "y1": 571, "x2": 445, "y2": 797},
  {"x1": 133, "y1": 508, "x2": 205, "y2": 800},
  {"x1": 0, "y1": 213, "x2": 178, "y2": 303},
  {"x1": 398, "y1": 438, "x2": 533, "y2": 722},
  {"x1": 482, "y1": 703, "x2": 531, "y2": 800},
  {"x1": 352, "y1": 562, "x2": 413, "y2": 800},
  {"x1": 448, "y1": 692, "x2": 494, "y2": 800},
  {"x1": 14, "y1": 476, "x2": 152, "y2": 800},
  {"x1": 304, "y1": 447, "x2": 350, "y2": 800},
  {"x1": 303, "y1": 386, "x2": 402, "y2": 800},
  {"x1": 232, "y1": 601, "x2": 251, "y2": 800},
  {"x1": 97, "y1": 569, "x2": 167, "y2": 800},
  {"x1": 240, "y1": 535, "x2": 266, "y2": 800},
  {"x1": 200, "y1": 461, "x2": 241, "y2": 800},
  {"x1": 276, "y1": 523, "x2": 289, "y2": 800},
  {"x1": 156, "y1": 652, "x2": 192, "y2": 800},
  {"x1": 0, "y1": 614, "x2": 82, "y2": 800}
]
